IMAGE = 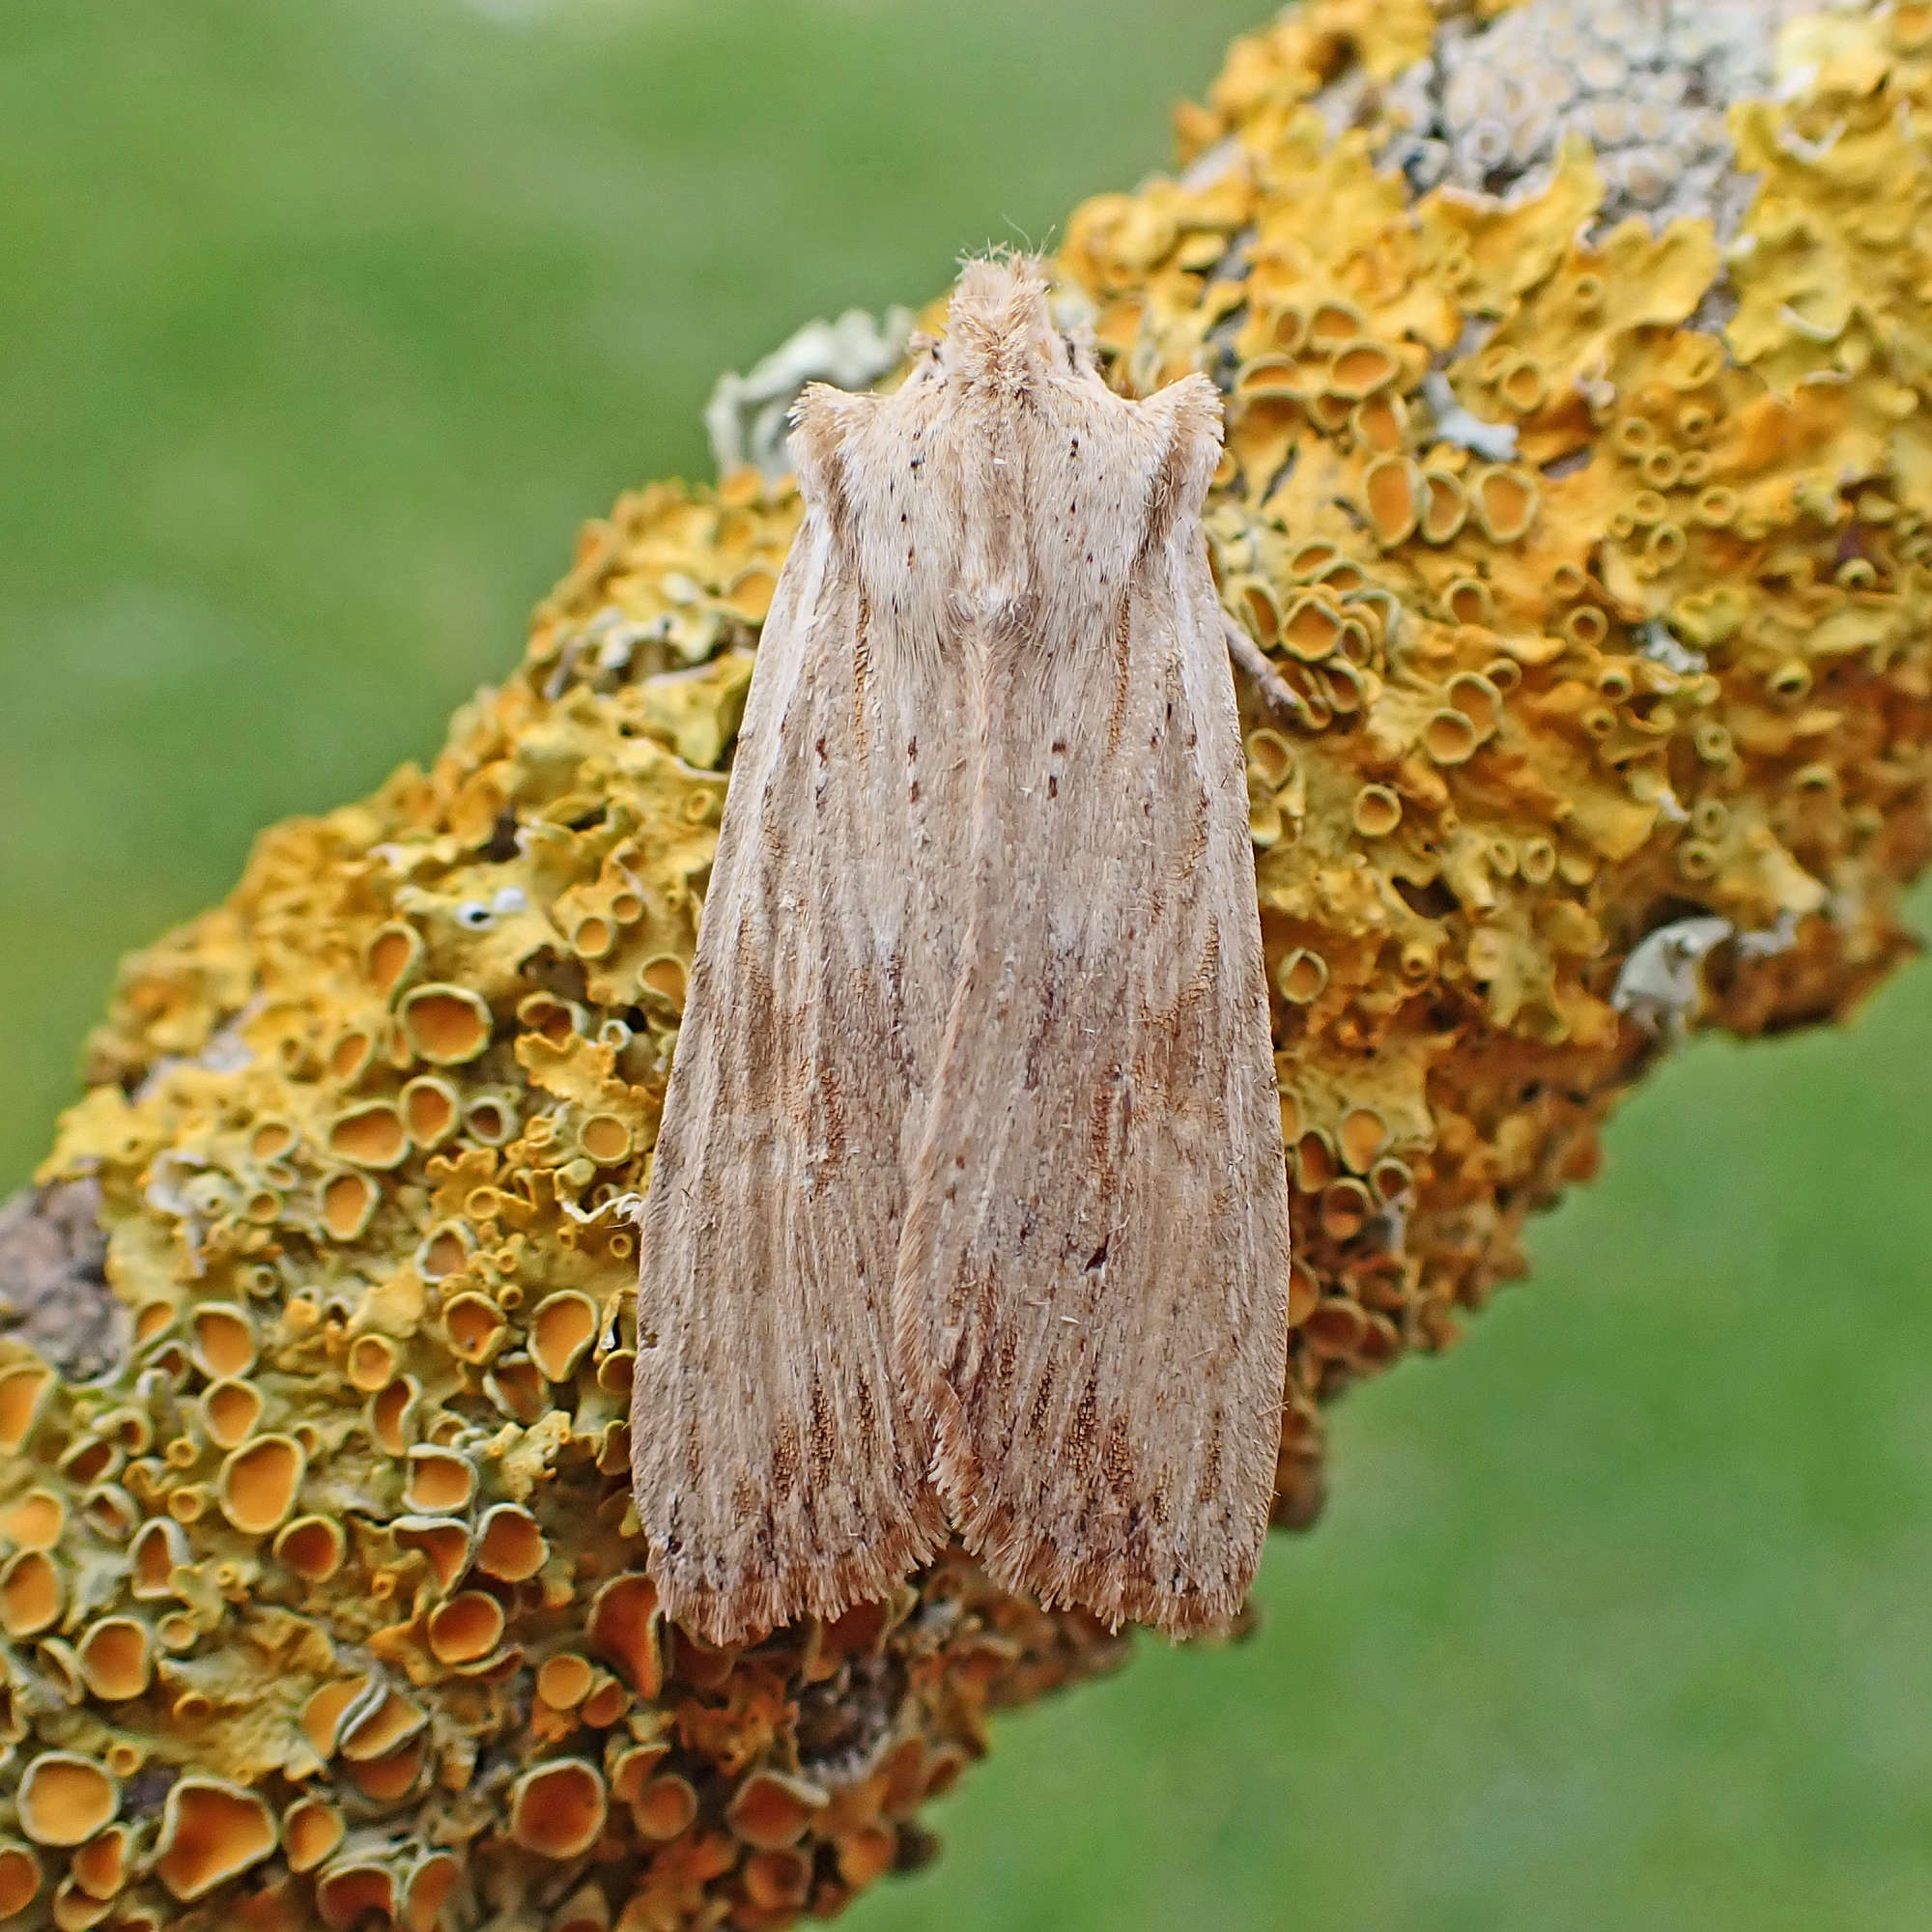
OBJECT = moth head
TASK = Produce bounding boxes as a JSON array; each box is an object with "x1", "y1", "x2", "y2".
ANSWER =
[{"x1": 941, "y1": 254, "x2": 1070, "y2": 390}]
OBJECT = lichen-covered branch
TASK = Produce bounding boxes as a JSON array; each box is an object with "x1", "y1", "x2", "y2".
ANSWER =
[{"x1": 1, "y1": 2, "x2": 1927, "y2": 1927}]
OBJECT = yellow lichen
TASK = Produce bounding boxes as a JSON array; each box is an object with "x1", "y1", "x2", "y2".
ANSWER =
[
  {"x1": 153, "y1": 1780, "x2": 276, "y2": 1903},
  {"x1": 17, "y1": 1757, "x2": 117, "y2": 1850},
  {"x1": 509, "y1": 1760, "x2": 609, "y2": 1860}
]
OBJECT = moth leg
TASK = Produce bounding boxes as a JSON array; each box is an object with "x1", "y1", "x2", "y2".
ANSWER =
[{"x1": 1220, "y1": 611, "x2": 1310, "y2": 729}]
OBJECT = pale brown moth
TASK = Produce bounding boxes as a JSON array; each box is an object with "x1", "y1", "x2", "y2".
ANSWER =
[{"x1": 630, "y1": 257, "x2": 1291, "y2": 1647}]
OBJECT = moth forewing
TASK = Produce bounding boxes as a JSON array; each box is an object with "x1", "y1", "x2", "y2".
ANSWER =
[
  {"x1": 895, "y1": 345, "x2": 1291, "y2": 1638},
  {"x1": 632, "y1": 257, "x2": 1291, "y2": 1646},
  {"x1": 627, "y1": 387, "x2": 963, "y2": 1648}
]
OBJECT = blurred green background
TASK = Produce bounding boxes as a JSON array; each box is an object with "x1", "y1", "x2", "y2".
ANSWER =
[{"x1": 3, "y1": 3, "x2": 1929, "y2": 1926}]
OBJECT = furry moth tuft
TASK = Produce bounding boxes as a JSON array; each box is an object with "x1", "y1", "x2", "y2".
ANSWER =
[{"x1": 631, "y1": 257, "x2": 1292, "y2": 1647}]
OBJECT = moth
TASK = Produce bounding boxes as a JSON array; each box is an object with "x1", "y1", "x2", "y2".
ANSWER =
[{"x1": 631, "y1": 257, "x2": 1291, "y2": 1647}]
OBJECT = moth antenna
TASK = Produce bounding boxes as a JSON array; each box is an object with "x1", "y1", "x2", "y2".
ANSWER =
[{"x1": 1221, "y1": 611, "x2": 1310, "y2": 727}]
